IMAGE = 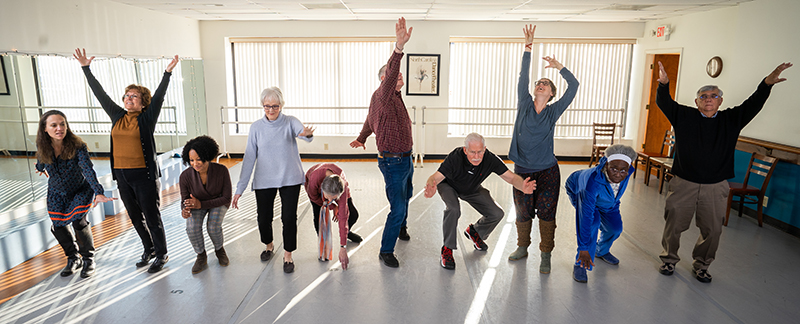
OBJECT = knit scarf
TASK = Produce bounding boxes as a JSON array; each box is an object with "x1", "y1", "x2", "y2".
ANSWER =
[{"x1": 318, "y1": 192, "x2": 334, "y2": 261}]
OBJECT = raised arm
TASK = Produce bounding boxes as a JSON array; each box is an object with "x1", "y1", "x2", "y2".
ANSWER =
[
  {"x1": 655, "y1": 61, "x2": 680, "y2": 123},
  {"x1": 144, "y1": 55, "x2": 178, "y2": 123},
  {"x1": 424, "y1": 171, "x2": 446, "y2": 198},
  {"x1": 547, "y1": 56, "x2": 579, "y2": 117},
  {"x1": 518, "y1": 26, "x2": 535, "y2": 104},
  {"x1": 75, "y1": 48, "x2": 123, "y2": 117},
  {"x1": 499, "y1": 170, "x2": 536, "y2": 194}
]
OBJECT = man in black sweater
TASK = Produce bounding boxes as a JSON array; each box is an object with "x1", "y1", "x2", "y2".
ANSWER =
[{"x1": 655, "y1": 60, "x2": 792, "y2": 283}]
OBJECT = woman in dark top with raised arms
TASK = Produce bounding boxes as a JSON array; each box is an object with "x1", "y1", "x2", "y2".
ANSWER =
[
  {"x1": 179, "y1": 136, "x2": 232, "y2": 274},
  {"x1": 74, "y1": 48, "x2": 178, "y2": 273},
  {"x1": 507, "y1": 25, "x2": 579, "y2": 275},
  {"x1": 35, "y1": 110, "x2": 117, "y2": 278}
]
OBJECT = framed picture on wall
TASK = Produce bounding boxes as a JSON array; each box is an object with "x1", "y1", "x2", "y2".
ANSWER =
[
  {"x1": 0, "y1": 58, "x2": 9, "y2": 95},
  {"x1": 406, "y1": 54, "x2": 440, "y2": 96}
]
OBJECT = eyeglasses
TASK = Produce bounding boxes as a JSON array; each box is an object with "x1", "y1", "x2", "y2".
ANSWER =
[
  {"x1": 123, "y1": 94, "x2": 140, "y2": 99},
  {"x1": 698, "y1": 94, "x2": 721, "y2": 100},
  {"x1": 263, "y1": 104, "x2": 281, "y2": 111},
  {"x1": 607, "y1": 167, "x2": 629, "y2": 175},
  {"x1": 535, "y1": 80, "x2": 551, "y2": 87}
]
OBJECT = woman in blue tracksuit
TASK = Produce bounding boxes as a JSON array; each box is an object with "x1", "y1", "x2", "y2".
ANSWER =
[{"x1": 566, "y1": 144, "x2": 637, "y2": 283}]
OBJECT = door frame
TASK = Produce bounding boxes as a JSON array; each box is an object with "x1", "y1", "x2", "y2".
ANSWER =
[{"x1": 635, "y1": 48, "x2": 684, "y2": 154}]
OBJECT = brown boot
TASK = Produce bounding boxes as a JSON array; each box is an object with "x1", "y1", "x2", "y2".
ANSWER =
[
  {"x1": 215, "y1": 247, "x2": 230, "y2": 267},
  {"x1": 192, "y1": 251, "x2": 208, "y2": 274},
  {"x1": 509, "y1": 220, "x2": 533, "y2": 261},
  {"x1": 539, "y1": 220, "x2": 557, "y2": 273}
]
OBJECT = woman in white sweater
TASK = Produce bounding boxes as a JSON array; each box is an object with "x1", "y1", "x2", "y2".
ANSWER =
[{"x1": 232, "y1": 87, "x2": 314, "y2": 273}]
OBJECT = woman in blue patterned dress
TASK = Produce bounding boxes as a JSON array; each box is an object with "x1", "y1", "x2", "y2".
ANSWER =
[{"x1": 35, "y1": 110, "x2": 116, "y2": 278}]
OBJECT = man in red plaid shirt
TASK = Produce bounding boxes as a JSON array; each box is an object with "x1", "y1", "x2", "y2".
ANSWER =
[{"x1": 350, "y1": 17, "x2": 414, "y2": 268}]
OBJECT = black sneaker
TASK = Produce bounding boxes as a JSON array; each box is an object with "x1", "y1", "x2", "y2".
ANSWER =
[
  {"x1": 441, "y1": 246, "x2": 455, "y2": 270},
  {"x1": 136, "y1": 251, "x2": 155, "y2": 268},
  {"x1": 464, "y1": 224, "x2": 488, "y2": 251},
  {"x1": 347, "y1": 232, "x2": 363, "y2": 243},
  {"x1": 80, "y1": 258, "x2": 96, "y2": 278},
  {"x1": 379, "y1": 252, "x2": 399, "y2": 268},
  {"x1": 147, "y1": 255, "x2": 169, "y2": 273},
  {"x1": 694, "y1": 268, "x2": 712, "y2": 283},
  {"x1": 659, "y1": 262, "x2": 675, "y2": 276},
  {"x1": 398, "y1": 226, "x2": 411, "y2": 241}
]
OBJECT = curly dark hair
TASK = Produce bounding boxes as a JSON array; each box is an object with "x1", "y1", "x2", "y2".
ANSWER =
[
  {"x1": 36, "y1": 110, "x2": 87, "y2": 165},
  {"x1": 182, "y1": 135, "x2": 220, "y2": 165}
]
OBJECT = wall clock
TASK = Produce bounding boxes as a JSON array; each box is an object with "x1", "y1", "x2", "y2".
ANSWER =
[{"x1": 706, "y1": 56, "x2": 723, "y2": 78}]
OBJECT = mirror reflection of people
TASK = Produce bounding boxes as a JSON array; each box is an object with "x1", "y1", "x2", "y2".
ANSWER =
[
  {"x1": 566, "y1": 144, "x2": 636, "y2": 283},
  {"x1": 75, "y1": 48, "x2": 178, "y2": 273},
  {"x1": 508, "y1": 25, "x2": 580, "y2": 276},
  {"x1": 655, "y1": 61, "x2": 792, "y2": 283},
  {"x1": 179, "y1": 136, "x2": 232, "y2": 274},
  {"x1": 35, "y1": 110, "x2": 117, "y2": 278},
  {"x1": 232, "y1": 87, "x2": 315, "y2": 274},
  {"x1": 424, "y1": 133, "x2": 535, "y2": 270}
]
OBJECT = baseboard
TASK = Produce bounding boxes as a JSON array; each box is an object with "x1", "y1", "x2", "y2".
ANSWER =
[{"x1": 735, "y1": 206, "x2": 800, "y2": 238}]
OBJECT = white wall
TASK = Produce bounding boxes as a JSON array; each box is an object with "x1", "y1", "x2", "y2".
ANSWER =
[
  {"x1": 628, "y1": 0, "x2": 800, "y2": 149},
  {"x1": 0, "y1": 0, "x2": 201, "y2": 58},
  {"x1": 200, "y1": 20, "x2": 644, "y2": 156}
]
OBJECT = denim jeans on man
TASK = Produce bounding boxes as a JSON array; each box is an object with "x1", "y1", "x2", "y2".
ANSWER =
[{"x1": 377, "y1": 152, "x2": 414, "y2": 253}]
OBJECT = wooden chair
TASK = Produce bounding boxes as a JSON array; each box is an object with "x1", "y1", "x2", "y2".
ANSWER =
[
  {"x1": 588, "y1": 123, "x2": 616, "y2": 167},
  {"x1": 634, "y1": 129, "x2": 674, "y2": 183},
  {"x1": 724, "y1": 153, "x2": 778, "y2": 227},
  {"x1": 644, "y1": 130, "x2": 676, "y2": 186},
  {"x1": 657, "y1": 161, "x2": 673, "y2": 194}
]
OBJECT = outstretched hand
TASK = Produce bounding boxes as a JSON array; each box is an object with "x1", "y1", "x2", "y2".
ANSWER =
[
  {"x1": 521, "y1": 178, "x2": 536, "y2": 195},
  {"x1": 578, "y1": 250, "x2": 594, "y2": 270},
  {"x1": 166, "y1": 55, "x2": 179, "y2": 73},
  {"x1": 395, "y1": 17, "x2": 413, "y2": 51},
  {"x1": 299, "y1": 125, "x2": 316, "y2": 137},
  {"x1": 657, "y1": 61, "x2": 669, "y2": 84},
  {"x1": 523, "y1": 24, "x2": 536, "y2": 45},
  {"x1": 73, "y1": 48, "x2": 94, "y2": 67},
  {"x1": 349, "y1": 140, "x2": 366, "y2": 150},
  {"x1": 765, "y1": 62, "x2": 793, "y2": 85},
  {"x1": 93, "y1": 194, "x2": 117, "y2": 207},
  {"x1": 36, "y1": 170, "x2": 49, "y2": 178},
  {"x1": 542, "y1": 56, "x2": 564, "y2": 70}
]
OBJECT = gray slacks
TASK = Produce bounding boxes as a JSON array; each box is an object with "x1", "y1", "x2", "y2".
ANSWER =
[
  {"x1": 438, "y1": 182, "x2": 504, "y2": 250},
  {"x1": 659, "y1": 175, "x2": 729, "y2": 270}
]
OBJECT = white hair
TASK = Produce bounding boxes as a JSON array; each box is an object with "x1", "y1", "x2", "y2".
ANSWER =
[
  {"x1": 464, "y1": 133, "x2": 485, "y2": 147},
  {"x1": 321, "y1": 175, "x2": 345, "y2": 197},
  {"x1": 604, "y1": 144, "x2": 637, "y2": 163},
  {"x1": 260, "y1": 87, "x2": 285, "y2": 107},
  {"x1": 696, "y1": 85, "x2": 723, "y2": 97}
]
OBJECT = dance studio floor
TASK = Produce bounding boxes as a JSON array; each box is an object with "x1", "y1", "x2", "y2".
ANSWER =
[{"x1": 1, "y1": 160, "x2": 799, "y2": 324}]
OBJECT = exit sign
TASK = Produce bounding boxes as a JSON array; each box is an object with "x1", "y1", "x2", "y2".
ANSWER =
[{"x1": 655, "y1": 25, "x2": 670, "y2": 38}]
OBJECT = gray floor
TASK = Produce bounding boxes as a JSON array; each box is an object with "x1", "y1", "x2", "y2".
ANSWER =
[{"x1": 1, "y1": 161, "x2": 799, "y2": 324}]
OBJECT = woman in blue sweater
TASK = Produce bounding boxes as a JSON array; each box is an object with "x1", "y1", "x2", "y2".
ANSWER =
[
  {"x1": 508, "y1": 25, "x2": 580, "y2": 275},
  {"x1": 565, "y1": 144, "x2": 637, "y2": 283},
  {"x1": 232, "y1": 87, "x2": 314, "y2": 273},
  {"x1": 35, "y1": 110, "x2": 116, "y2": 278}
]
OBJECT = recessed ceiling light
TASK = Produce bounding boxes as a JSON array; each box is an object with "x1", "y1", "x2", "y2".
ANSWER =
[
  {"x1": 300, "y1": 3, "x2": 347, "y2": 10},
  {"x1": 205, "y1": 4, "x2": 224, "y2": 7}
]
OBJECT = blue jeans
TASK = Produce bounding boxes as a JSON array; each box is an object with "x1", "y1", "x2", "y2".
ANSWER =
[{"x1": 377, "y1": 152, "x2": 414, "y2": 253}]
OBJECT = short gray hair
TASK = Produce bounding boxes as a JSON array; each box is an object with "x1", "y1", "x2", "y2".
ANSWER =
[
  {"x1": 321, "y1": 175, "x2": 345, "y2": 197},
  {"x1": 604, "y1": 144, "x2": 637, "y2": 163},
  {"x1": 696, "y1": 85, "x2": 723, "y2": 97},
  {"x1": 464, "y1": 133, "x2": 485, "y2": 147},
  {"x1": 260, "y1": 87, "x2": 285, "y2": 107},
  {"x1": 378, "y1": 64, "x2": 387, "y2": 80}
]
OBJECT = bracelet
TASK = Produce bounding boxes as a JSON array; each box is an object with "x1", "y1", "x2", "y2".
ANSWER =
[
  {"x1": 525, "y1": 43, "x2": 532, "y2": 49},
  {"x1": 395, "y1": 45, "x2": 403, "y2": 52}
]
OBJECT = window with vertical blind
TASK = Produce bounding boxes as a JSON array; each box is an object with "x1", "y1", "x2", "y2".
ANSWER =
[
  {"x1": 229, "y1": 39, "x2": 395, "y2": 135},
  {"x1": 35, "y1": 56, "x2": 185, "y2": 134},
  {"x1": 448, "y1": 39, "x2": 634, "y2": 138}
]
